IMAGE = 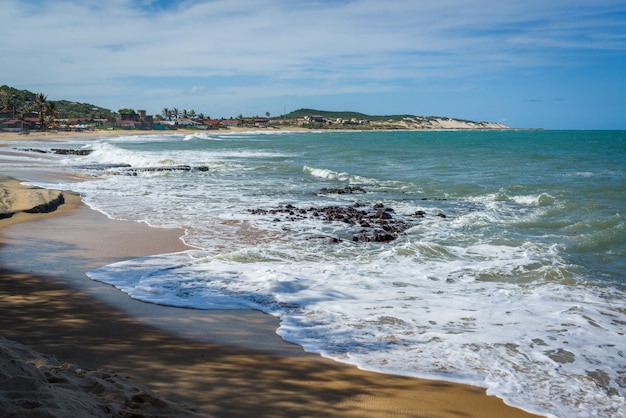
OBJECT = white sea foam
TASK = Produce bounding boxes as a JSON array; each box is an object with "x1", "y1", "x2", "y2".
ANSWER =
[
  {"x1": 304, "y1": 165, "x2": 352, "y2": 181},
  {"x1": 510, "y1": 193, "x2": 555, "y2": 206},
  {"x1": 87, "y1": 248, "x2": 625, "y2": 418}
]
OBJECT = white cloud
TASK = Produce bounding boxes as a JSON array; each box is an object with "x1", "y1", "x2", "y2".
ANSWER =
[
  {"x1": 188, "y1": 86, "x2": 208, "y2": 95},
  {"x1": 2, "y1": 0, "x2": 624, "y2": 124}
]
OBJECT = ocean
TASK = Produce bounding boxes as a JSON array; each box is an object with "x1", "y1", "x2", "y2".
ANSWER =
[{"x1": 6, "y1": 129, "x2": 625, "y2": 417}]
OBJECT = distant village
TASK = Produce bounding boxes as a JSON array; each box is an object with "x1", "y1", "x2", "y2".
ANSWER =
[
  {"x1": 1, "y1": 107, "x2": 509, "y2": 133},
  {"x1": 0, "y1": 107, "x2": 394, "y2": 133},
  {"x1": 0, "y1": 87, "x2": 509, "y2": 133}
]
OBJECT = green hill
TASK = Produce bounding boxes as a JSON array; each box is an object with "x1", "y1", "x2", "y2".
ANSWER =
[
  {"x1": 284, "y1": 108, "x2": 437, "y2": 122},
  {"x1": 0, "y1": 85, "x2": 115, "y2": 119}
]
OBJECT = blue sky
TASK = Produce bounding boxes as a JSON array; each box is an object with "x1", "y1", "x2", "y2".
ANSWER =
[{"x1": 2, "y1": 0, "x2": 625, "y2": 129}]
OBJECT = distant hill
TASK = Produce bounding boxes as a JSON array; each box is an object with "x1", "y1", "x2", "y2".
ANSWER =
[
  {"x1": 285, "y1": 108, "x2": 419, "y2": 122},
  {"x1": 284, "y1": 108, "x2": 508, "y2": 130},
  {"x1": 0, "y1": 85, "x2": 115, "y2": 119},
  {"x1": 284, "y1": 108, "x2": 483, "y2": 123}
]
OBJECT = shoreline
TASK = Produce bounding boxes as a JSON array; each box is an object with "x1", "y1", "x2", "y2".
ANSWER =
[
  {"x1": 0, "y1": 123, "x2": 519, "y2": 143},
  {"x1": 0, "y1": 148, "x2": 542, "y2": 416},
  {"x1": 0, "y1": 127, "x2": 311, "y2": 142}
]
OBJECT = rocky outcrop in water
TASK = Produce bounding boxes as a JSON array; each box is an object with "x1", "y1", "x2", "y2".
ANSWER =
[
  {"x1": 116, "y1": 165, "x2": 210, "y2": 175},
  {"x1": 317, "y1": 186, "x2": 366, "y2": 194},
  {"x1": 247, "y1": 202, "x2": 443, "y2": 243},
  {"x1": 18, "y1": 148, "x2": 93, "y2": 155},
  {"x1": 17, "y1": 148, "x2": 210, "y2": 174}
]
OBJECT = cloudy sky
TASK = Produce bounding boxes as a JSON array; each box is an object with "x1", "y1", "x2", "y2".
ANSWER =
[{"x1": 2, "y1": 0, "x2": 625, "y2": 129}]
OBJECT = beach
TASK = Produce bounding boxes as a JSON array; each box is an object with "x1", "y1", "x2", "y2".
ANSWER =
[
  {"x1": 0, "y1": 126, "x2": 310, "y2": 143},
  {"x1": 0, "y1": 132, "x2": 544, "y2": 417}
]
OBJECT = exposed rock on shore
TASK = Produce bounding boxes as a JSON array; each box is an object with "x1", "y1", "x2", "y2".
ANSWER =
[{"x1": 0, "y1": 177, "x2": 65, "y2": 219}]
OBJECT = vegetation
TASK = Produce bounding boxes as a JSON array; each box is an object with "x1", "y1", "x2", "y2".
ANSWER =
[
  {"x1": 35, "y1": 93, "x2": 48, "y2": 131},
  {"x1": 284, "y1": 108, "x2": 424, "y2": 122},
  {"x1": 0, "y1": 85, "x2": 115, "y2": 119},
  {"x1": 160, "y1": 107, "x2": 203, "y2": 121},
  {"x1": 117, "y1": 108, "x2": 136, "y2": 115}
]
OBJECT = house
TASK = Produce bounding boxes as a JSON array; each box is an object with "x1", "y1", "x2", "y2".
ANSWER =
[
  {"x1": 176, "y1": 118, "x2": 205, "y2": 128},
  {"x1": 118, "y1": 120, "x2": 138, "y2": 129},
  {"x1": 220, "y1": 119, "x2": 239, "y2": 127},
  {"x1": 0, "y1": 118, "x2": 24, "y2": 132},
  {"x1": 304, "y1": 115, "x2": 327, "y2": 124},
  {"x1": 120, "y1": 112, "x2": 140, "y2": 122},
  {"x1": 22, "y1": 117, "x2": 41, "y2": 131},
  {"x1": 202, "y1": 119, "x2": 220, "y2": 130},
  {"x1": 254, "y1": 117, "x2": 269, "y2": 127}
]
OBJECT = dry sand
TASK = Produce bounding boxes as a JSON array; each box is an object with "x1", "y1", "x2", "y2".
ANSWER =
[{"x1": 0, "y1": 143, "x2": 542, "y2": 417}]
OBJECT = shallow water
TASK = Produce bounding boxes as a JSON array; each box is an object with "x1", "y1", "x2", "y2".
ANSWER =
[{"x1": 9, "y1": 129, "x2": 626, "y2": 417}]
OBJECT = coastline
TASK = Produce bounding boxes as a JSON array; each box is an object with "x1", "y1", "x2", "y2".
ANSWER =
[
  {"x1": 0, "y1": 126, "x2": 310, "y2": 142},
  {"x1": 0, "y1": 121, "x2": 514, "y2": 143},
  {"x1": 0, "y1": 142, "x2": 542, "y2": 416}
]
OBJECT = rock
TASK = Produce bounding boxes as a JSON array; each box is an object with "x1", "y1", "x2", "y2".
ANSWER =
[
  {"x1": 24, "y1": 192, "x2": 65, "y2": 214},
  {"x1": 113, "y1": 166, "x2": 210, "y2": 175},
  {"x1": 318, "y1": 186, "x2": 366, "y2": 194},
  {"x1": 0, "y1": 179, "x2": 66, "y2": 218},
  {"x1": 51, "y1": 148, "x2": 93, "y2": 156},
  {"x1": 18, "y1": 148, "x2": 93, "y2": 156},
  {"x1": 247, "y1": 202, "x2": 415, "y2": 243}
]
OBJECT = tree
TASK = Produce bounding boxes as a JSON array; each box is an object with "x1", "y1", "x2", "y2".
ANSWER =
[
  {"x1": 118, "y1": 108, "x2": 136, "y2": 115},
  {"x1": 172, "y1": 107, "x2": 180, "y2": 120},
  {"x1": 265, "y1": 111, "x2": 270, "y2": 118},
  {"x1": 162, "y1": 108, "x2": 171, "y2": 121},
  {"x1": 45, "y1": 101, "x2": 59, "y2": 126},
  {"x1": 2, "y1": 94, "x2": 17, "y2": 117},
  {"x1": 35, "y1": 93, "x2": 48, "y2": 131},
  {"x1": 182, "y1": 109, "x2": 189, "y2": 119},
  {"x1": 189, "y1": 109, "x2": 196, "y2": 119}
]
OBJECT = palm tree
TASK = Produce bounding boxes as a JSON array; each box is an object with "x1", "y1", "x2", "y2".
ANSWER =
[
  {"x1": 35, "y1": 93, "x2": 48, "y2": 131},
  {"x1": 172, "y1": 107, "x2": 180, "y2": 121},
  {"x1": 45, "y1": 101, "x2": 59, "y2": 128},
  {"x1": 182, "y1": 109, "x2": 189, "y2": 119},
  {"x1": 189, "y1": 109, "x2": 196, "y2": 119},
  {"x1": 162, "y1": 108, "x2": 171, "y2": 121}
]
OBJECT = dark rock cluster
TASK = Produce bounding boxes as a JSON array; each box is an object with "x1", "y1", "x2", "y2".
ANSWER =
[
  {"x1": 317, "y1": 186, "x2": 366, "y2": 194},
  {"x1": 18, "y1": 148, "x2": 93, "y2": 155},
  {"x1": 248, "y1": 202, "x2": 419, "y2": 243},
  {"x1": 119, "y1": 165, "x2": 209, "y2": 175},
  {"x1": 24, "y1": 192, "x2": 66, "y2": 214}
]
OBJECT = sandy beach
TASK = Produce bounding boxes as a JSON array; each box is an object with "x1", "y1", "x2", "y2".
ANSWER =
[
  {"x1": 0, "y1": 135, "x2": 542, "y2": 417},
  {"x1": 0, "y1": 126, "x2": 309, "y2": 143}
]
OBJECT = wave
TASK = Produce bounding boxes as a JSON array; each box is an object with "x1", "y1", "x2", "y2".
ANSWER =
[{"x1": 302, "y1": 165, "x2": 410, "y2": 190}]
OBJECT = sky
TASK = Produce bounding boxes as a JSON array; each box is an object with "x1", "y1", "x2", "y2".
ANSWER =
[{"x1": 2, "y1": 0, "x2": 625, "y2": 129}]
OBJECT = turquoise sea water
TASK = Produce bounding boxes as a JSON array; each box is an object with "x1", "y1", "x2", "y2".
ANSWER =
[{"x1": 7, "y1": 129, "x2": 625, "y2": 417}]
